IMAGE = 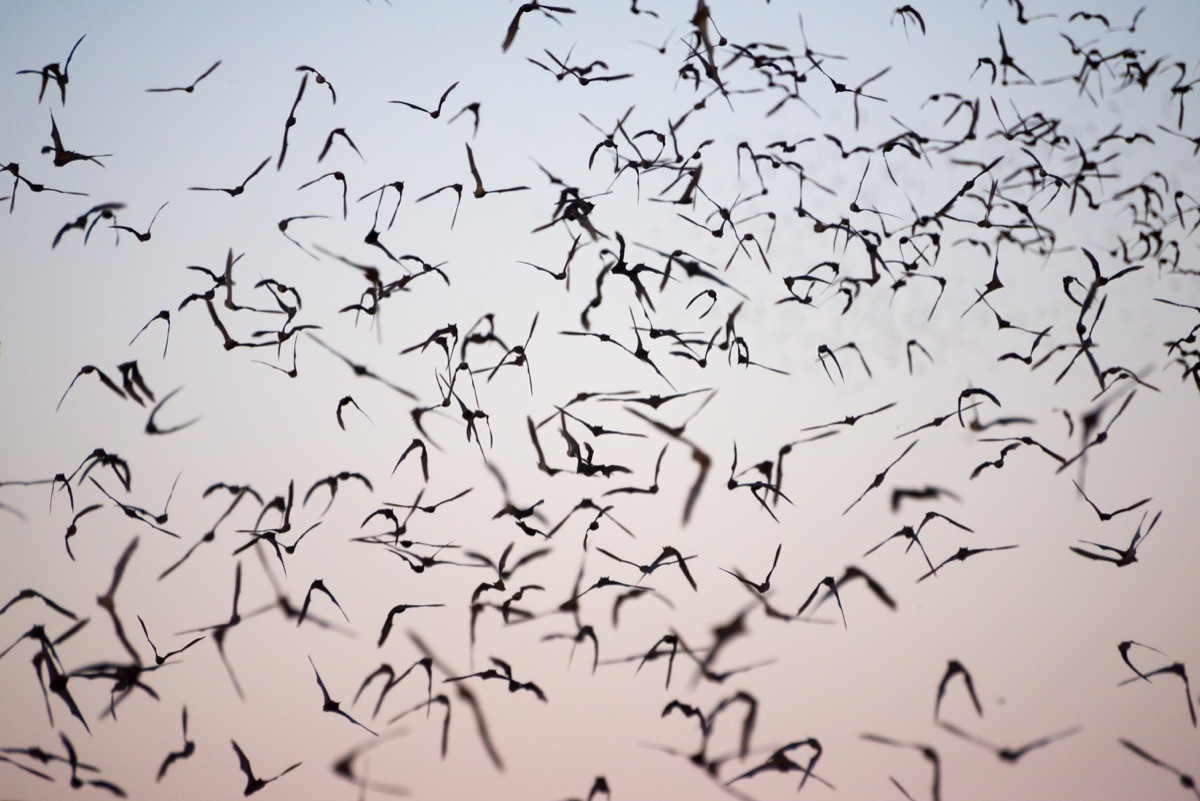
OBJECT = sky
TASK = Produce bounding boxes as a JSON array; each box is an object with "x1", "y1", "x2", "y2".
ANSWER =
[{"x1": 2, "y1": 1, "x2": 1200, "y2": 799}]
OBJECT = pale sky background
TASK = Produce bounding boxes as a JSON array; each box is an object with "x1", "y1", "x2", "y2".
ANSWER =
[{"x1": 2, "y1": 1, "x2": 1200, "y2": 799}]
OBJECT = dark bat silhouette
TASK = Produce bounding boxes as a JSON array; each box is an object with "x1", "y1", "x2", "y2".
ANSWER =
[
  {"x1": 935, "y1": 659, "x2": 983, "y2": 719},
  {"x1": 189, "y1": 157, "x2": 269, "y2": 197},
  {"x1": 390, "y1": 81, "x2": 459, "y2": 118},
  {"x1": 231, "y1": 739, "x2": 300, "y2": 796},
  {"x1": 1120, "y1": 739, "x2": 1200, "y2": 799},
  {"x1": 146, "y1": 59, "x2": 222, "y2": 93},
  {"x1": 502, "y1": 3, "x2": 576, "y2": 53},
  {"x1": 309, "y1": 656, "x2": 379, "y2": 735},
  {"x1": 156, "y1": 706, "x2": 196, "y2": 781}
]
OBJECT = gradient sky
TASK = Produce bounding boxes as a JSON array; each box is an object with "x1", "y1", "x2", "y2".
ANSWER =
[{"x1": 2, "y1": 2, "x2": 1200, "y2": 800}]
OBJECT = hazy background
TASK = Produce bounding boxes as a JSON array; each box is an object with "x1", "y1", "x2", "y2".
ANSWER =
[{"x1": 2, "y1": 1, "x2": 1199, "y2": 799}]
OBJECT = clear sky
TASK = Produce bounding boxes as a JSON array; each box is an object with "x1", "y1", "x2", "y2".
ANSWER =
[{"x1": 2, "y1": 1, "x2": 1200, "y2": 799}]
